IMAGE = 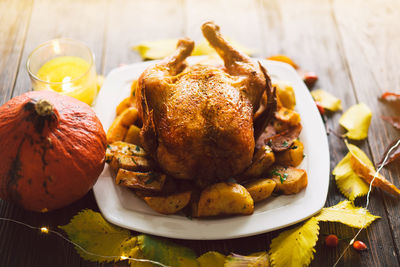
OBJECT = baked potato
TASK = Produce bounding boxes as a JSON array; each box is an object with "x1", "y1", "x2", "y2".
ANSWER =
[
  {"x1": 245, "y1": 179, "x2": 276, "y2": 202},
  {"x1": 270, "y1": 166, "x2": 308, "y2": 194},
  {"x1": 116, "y1": 169, "x2": 166, "y2": 191},
  {"x1": 107, "y1": 107, "x2": 138, "y2": 143},
  {"x1": 124, "y1": 124, "x2": 141, "y2": 145},
  {"x1": 144, "y1": 191, "x2": 192, "y2": 214},
  {"x1": 243, "y1": 145, "x2": 275, "y2": 178},
  {"x1": 273, "y1": 80, "x2": 296, "y2": 110},
  {"x1": 275, "y1": 139, "x2": 304, "y2": 167},
  {"x1": 196, "y1": 183, "x2": 254, "y2": 217},
  {"x1": 106, "y1": 141, "x2": 146, "y2": 161}
]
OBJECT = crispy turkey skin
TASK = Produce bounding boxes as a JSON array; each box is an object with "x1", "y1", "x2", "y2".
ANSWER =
[{"x1": 137, "y1": 22, "x2": 271, "y2": 186}]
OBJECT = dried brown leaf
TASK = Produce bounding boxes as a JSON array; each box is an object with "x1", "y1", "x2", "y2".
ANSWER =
[{"x1": 381, "y1": 116, "x2": 400, "y2": 130}]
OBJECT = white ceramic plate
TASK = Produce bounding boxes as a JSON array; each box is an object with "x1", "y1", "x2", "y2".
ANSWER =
[{"x1": 92, "y1": 57, "x2": 330, "y2": 240}]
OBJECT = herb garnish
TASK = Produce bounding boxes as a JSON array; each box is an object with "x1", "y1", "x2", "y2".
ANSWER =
[
  {"x1": 135, "y1": 145, "x2": 141, "y2": 152},
  {"x1": 271, "y1": 170, "x2": 289, "y2": 183},
  {"x1": 282, "y1": 141, "x2": 289, "y2": 147},
  {"x1": 145, "y1": 172, "x2": 159, "y2": 184},
  {"x1": 291, "y1": 145, "x2": 298, "y2": 150}
]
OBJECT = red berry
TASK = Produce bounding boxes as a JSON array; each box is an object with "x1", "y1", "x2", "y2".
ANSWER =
[
  {"x1": 302, "y1": 72, "x2": 318, "y2": 88},
  {"x1": 325, "y1": 234, "x2": 339, "y2": 247},
  {"x1": 353, "y1": 240, "x2": 367, "y2": 251},
  {"x1": 315, "y1": 101, "x2": 325, "y2": 115}
]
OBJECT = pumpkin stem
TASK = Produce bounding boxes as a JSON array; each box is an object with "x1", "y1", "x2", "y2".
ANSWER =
[{"x1": 35, "y1": 99, "x2": 54, "y2": 117}]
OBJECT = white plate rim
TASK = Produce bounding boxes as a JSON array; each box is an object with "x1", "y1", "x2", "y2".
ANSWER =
[{"x1": 92, "y1": 57, "x2": 330, "y2": 240}]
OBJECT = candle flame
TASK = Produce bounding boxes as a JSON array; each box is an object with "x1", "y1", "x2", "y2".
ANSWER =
[{"x1": 52, "y1": 40, "x2": 61, "y2": 54}]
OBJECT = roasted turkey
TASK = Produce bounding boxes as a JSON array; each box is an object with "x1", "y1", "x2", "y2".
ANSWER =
[{"x1": 136, "y1": 22, "x2": 273, "y2": 186}]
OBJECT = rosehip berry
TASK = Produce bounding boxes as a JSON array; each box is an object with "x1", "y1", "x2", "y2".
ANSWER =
[
  {"x1": 302, "y1": 72, "x2": 318, "y2": 88},
  {"x1": 353, "y1": 240, "x2": 368, "y2": 251},
  {"x1": 315, "y1": 101, "x2": 325, "y2": 115},
  {"x1": 325, "y1": 234, "x2": 339, "y2": 247}
]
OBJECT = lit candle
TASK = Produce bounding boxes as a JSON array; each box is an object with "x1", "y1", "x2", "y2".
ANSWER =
[{"x1": 27, "y1": 39, "x2": 98, "y2": 105}]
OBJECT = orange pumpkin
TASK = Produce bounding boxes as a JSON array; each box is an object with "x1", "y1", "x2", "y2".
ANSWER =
[{"x1": 0, "y1": 91, "x2": 106, "y2": 212}]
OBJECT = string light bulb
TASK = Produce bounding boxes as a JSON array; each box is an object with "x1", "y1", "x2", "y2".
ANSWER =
[
  {"x1": 40, "y1": 227, "x2": 49, "y2": 234},
  {"x1": 120, "y1": 256, "x2": 128, "y2": 260}
]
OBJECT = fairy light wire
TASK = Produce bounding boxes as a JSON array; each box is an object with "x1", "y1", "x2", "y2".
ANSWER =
[
  {"x1": 0, "y1": 217, "x2": 170, "y2": 267},
  {"x1": 333, "y1": 138, "x2": 400, "y2": 267}
]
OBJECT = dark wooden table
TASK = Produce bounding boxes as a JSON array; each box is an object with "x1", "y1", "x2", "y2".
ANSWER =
[{"x1": 1, "y1": 0, "x2": 400, "y2": 266}]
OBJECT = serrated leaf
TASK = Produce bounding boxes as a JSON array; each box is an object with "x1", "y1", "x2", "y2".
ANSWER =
[
  {"x1": 225, "y1": 252, "x2": 269, "y2": 267},
  {"x1": 347, "y1": 142, "x2": 400, "y2": 196},
  {"x1": 137, "y1": 235, "x2": 198, "y2": 267},
  {"x1": 59, "y1": 209, "x2": 138, "y2": 263},
  {"x1": 269, "y1": 217, "x2": 319, "y2": 267},
  {"x1": 311, "y1": 89, "x2": 342, "y2": 111},
  {"x1": 197, "y1": 251, "x2": 225, "y2": 267},
  {"x1": 315, "y1": 200, "x2": 379, "y2": 228},
  {"x1": 333, "y1": 153, "x2": 369, "y2": 201},
  {"x1": 339, "y1": 103, "x2": 372, "y2": 140}
]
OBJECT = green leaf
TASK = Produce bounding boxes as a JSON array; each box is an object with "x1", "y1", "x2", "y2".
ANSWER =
[
  {"x1": 333, "y1": 153, "x2": 369, "y2": 201},
  {"x1": 137, "y1": 235, "x2": 198, "y2": 267},
  {"x1": 339, "y1": 103, "x2": 372, "y2": 140},
  {"x1": 225, "y1": 252, "x2": 269, "y2": 267},
  {"x1": 315, "y1": 200, "x2": 380, "y2": 228},
  {"x1": 269, "y1": 217, "x2": 319, "y2": 267},
  {"x1": 59, "y1": 209, "x2": 138, "y2": 262},
  {"x1": 197, "y1": 251, "x2": 225, "y2": 267}
]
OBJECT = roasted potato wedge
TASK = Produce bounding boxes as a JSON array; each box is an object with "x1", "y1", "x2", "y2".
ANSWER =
[
  {"x1": 273, "y1": 80, "x2": 296, "y2": 110},
  {"x1": 106, "y1": 141, "x2": 146, "y2": 161},
  {"x1": 275, "y1": 139, "x2": 304, "y2": 167},
  {"x1": 107, "y1": 107, "x2": 139, "y2": 143},
  {"x1": 116, "y1": 97, "x2": 134, "y2": 116},
  {"x1": 130, "y1": 79, "x2": 138, "y2": 102},
  {"x1": 124, "y1": 125, "x2": 141, "y2": 145},
  {"x1": 271, "y1": 166, "x2": 308, "y2": 194},
  {"x1": 196, "y1": 183, "x2": 254, "y2": 217},
  {"x1": 243, "y1": 145, "x2": 275, "y2": 178},
  {"x1": 275, "y1": 106, "x2": 301, "y2": 126},
  {"x1": 109, "y1": 153, "x2": 152, "y2": 173},
  {"x1": 116, "y1": 169, "x2": 166, "y2": 191},
  {"x1": 144, "y1": 191, "x2": 192, "y2": 214},
  {"x1": 245, "y1": 179, "x2": 276, "y2": 202}
]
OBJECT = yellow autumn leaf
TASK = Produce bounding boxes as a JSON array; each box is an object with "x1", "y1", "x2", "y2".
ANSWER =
[
  {"x1": 311, "y1": 89, "x2": 342, "y2": 111},
  {"x1": 133, "y1": 38, "x2": 253, "y2": 60},
  {"x1": 59, "y1": 209, "x2": 138, "y2": 262},
  {"x1": 269, "y1": 217, "x2": 319, "y2": 267},
  {"x1": 133, "y1": 39, "x2": 178, "y2": 60},
  {"x1": 267, "y1": 54, "x2": 298, "y2": 69},
  {"x1": 347, "y1": 142, "x2": 400, "y2": 196},
  {"x1": 339, "y1": 103, "x2": 372, "y2": 140},
  {"x1": 333, "y1": 153, "x2": 369, "y2": 201},
  {"x1": 315, "y1": 200, "x2": 379, "y2": 228},
  {"x1": 225, "y1": 252, "x2": 269, "y2": 267},
  {"x1": 197, "y1": 251, "x2": 225, "y2": 267},
  {"x1": 137, "y1": 235, "x2": 198, "y2": 267}
]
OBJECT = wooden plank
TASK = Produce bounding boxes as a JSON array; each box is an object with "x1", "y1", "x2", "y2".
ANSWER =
[
  {"x1": 103, "y1": 0, "x2": 185, "y2": 73},
  {"x1": 259, "y1": 0, "x2": 399, "y2": 266},
  {"x1": 0, "y1": 0, "x2": 33, "y2": 104},
  {"x1": 333, "y1": 0, "x2": 400, "y2": 263},
  {"x1": 185, "y1": 0, "x2": 264, "y2": 56},
  {"x1": 0, "y1": 0, "x2": 109, "y2": 266}
]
